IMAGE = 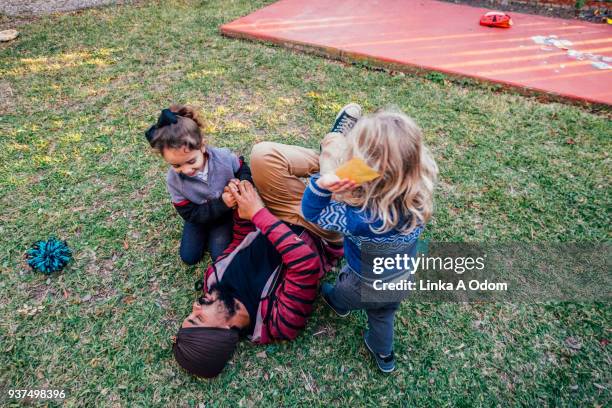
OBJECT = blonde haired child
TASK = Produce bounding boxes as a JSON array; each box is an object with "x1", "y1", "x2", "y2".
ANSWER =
[{"x1": 302, "y1": 105, "x2": 437, "y2": 372}]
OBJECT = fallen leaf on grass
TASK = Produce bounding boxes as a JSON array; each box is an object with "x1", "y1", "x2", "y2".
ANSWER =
[
  {"x1": 256, "y1": 351, "x2": 267, "y2": 359},
  {"x1": 564, "y1": 336, "x2": 582, "y2": 351},
  {"x1": 17, "y1": 304, "x2": 45, "y2": 316},
  {"x1": 301, "y1": 370, "x2": 318, "y2": 393},
  {"x1": 123, "y1": 295, "x2": 136, "y2": 304}
]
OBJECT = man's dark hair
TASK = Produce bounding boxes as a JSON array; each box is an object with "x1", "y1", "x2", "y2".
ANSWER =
[
  {"x1": 173, "y1": 327, "x2": 239, "y2": 378},
  {"x1": 173, "y1": 284, "x2": 241, "y2": 378}
]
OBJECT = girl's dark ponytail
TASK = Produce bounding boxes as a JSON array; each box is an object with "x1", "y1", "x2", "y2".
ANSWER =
[
  {"x1": 170, "y1": 104, "x2": 204, "y2": 128},
  {"x1": 146, "y1": 104, "x2": 205, "y2": 154}
]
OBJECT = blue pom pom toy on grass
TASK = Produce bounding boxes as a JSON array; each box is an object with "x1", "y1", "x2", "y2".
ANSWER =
[{"x1": 26, "y1": 237, "x2": 72, "y2": 274}]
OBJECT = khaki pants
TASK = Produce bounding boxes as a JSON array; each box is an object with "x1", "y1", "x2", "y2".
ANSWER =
[{"x1": 250, "y1": 135, "x2": 346, "y2": 246}]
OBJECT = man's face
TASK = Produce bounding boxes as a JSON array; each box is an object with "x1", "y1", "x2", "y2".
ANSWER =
[{"x1": 181, "y1": 292, "x2": 232, "y2": 329}]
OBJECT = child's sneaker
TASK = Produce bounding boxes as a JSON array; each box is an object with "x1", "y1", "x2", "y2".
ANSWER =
[
  {"x1": 321, "y1": 283, "x2": 350, "y2": 317},
  {"x1": 330, "y1": 103, "x2": 362, "y2": 135},
  {"x1": 364, "y1": 331, "x2": 396, "y2": 373}
]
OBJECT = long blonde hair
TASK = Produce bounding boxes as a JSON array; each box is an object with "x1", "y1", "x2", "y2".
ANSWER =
[{"x1": 343, "y1": 108, "x2": 438, "y2": 234}]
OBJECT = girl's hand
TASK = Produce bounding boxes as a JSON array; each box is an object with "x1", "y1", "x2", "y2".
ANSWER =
[
  {"x1": 222, "y1": 191, "x2": 237, "y2": 208},
  {"x1": 222, "y1": 179, "x2": 241, "y2": 208},
  {"x1": 229, "y1": 180, "x2": 265, "y2": 220},
  {"x1": 317, "y1": 173, "x2": 359, "y2": 194}
]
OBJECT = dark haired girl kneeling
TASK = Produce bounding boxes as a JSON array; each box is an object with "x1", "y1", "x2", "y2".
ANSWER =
[{"x1": 145, "y1": 105, "x2": 252, "y2": 263}]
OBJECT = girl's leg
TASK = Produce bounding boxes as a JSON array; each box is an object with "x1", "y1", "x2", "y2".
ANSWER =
[
  {"x1": 179, "y1": 222, "x2": 209, "y2": 265},
  {"x1": 250, "y1": 141, "x2": 342, "y2": 245},
  {"x1": 206, "y1": 213, "x2": 233, "y2": 260}
]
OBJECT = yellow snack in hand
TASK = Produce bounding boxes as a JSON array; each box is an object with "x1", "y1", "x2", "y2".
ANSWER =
[{"x1": 335, "y1": 157, "x2": 380, "y2": 184}]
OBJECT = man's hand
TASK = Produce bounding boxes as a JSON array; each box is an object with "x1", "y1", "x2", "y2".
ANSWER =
[
  {"x1": 227, "y1": 178, "x2": 240, "y2": 188},
  {"x1": 317, "y1": 173, "x2": 358, "y2": 194},
  {"x1": 229, "y1": 180, "x2": 265, "y2": 220}
]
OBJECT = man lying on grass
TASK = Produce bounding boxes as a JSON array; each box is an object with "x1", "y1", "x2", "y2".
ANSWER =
[{"x1": 172, "y1": 142, "x2": 343, "y2": 378}]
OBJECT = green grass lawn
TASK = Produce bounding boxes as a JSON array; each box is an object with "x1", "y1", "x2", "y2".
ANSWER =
[{"x1": 1, "y1": 0, "x2": 610, "y2": 406}]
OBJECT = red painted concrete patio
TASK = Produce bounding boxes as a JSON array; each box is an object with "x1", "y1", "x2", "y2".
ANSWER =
[{"x1": 220, "y1": 0, "x2": 612, "y2": 105}]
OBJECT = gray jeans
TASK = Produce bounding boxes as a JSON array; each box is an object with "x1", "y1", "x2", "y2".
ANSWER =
[{"x1": 327, "y1": 265, "x2": 402, "y2": 356}]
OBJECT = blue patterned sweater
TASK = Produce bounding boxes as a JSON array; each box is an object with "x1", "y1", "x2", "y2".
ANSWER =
[{"x1": 301, "y1": 174, "x2": 423, "y2": 276}]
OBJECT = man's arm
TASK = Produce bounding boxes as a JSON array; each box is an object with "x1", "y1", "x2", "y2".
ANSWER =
[
  {"x1": 251, "y1": 208, "x2": 322, "y2": 341},
  {"x1": 252, "y1": 208, "x2": 321, "y2": 276}
]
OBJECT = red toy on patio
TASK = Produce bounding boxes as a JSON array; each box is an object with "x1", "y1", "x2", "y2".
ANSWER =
[{"x1": 480, "y1": 11, "x2": 513, "y2": 28}]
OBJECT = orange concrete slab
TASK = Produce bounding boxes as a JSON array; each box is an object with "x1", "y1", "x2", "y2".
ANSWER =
[{"x1": 221, "y1": 0, "x2": 612, "y2": 106}]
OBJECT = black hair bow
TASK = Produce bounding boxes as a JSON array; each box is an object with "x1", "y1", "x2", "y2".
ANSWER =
[{"x1": 145, "y1": 108, "x2": 178, "y2": 145}]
